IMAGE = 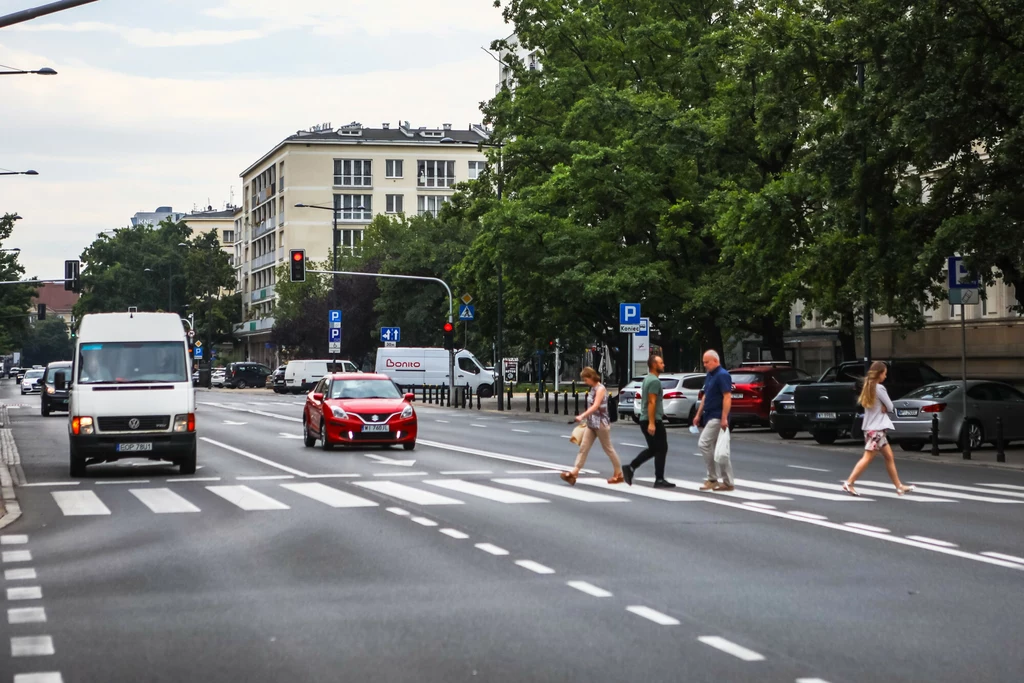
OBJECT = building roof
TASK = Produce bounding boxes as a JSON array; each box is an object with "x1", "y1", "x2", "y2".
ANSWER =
[
  {"x1": 241, "y1": 121, "x2": 491, "y2": 178},
  {"x1": 31, "y1": 283, "x2": 79, "y2": 313},
  {"x1": 183, "y1": 207, "x2": 239, "y2": 220}
]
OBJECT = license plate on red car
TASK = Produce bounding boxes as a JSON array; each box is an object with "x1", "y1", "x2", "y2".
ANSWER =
[
  {"x1": 731, "y1": 393, "x2": 743, "y2": 399},
  {"x1": 361, "y1": 425, "x2": 389, "y2": 433}
]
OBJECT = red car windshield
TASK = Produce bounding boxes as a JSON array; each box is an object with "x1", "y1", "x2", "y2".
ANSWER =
[{"x1": 330, "y1": 379, "x2": 402, "y2": 400}]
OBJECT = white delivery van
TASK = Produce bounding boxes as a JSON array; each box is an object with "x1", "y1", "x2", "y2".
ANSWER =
[
  {"x1": 284, "y1": 359, "x2": 359, "y2": 394},
  {"x1": 66, "y1": 312, "x2": 196, "y2": 477},
  {"x1": 375, "y1": 347, "x2": 495, "y2": 398}
]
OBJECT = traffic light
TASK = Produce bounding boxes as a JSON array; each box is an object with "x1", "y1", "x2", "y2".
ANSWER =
[
  {"x1": 64, "y1": 259, "x2": 81, "y2": 293},
  {"x1": 289, "y1": 249, "x2": 306, "y2": 282},
  {"x1": 443, "y1": 321, "x2": 454, "y2": 350},
  {"x1": 37, "y1": 303, "x2": 46, "y2": 321}
]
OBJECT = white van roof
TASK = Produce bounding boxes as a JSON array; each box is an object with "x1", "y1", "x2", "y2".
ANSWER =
[{"x1": 78, "y1": 313, "x2": 187, "y2": 343}]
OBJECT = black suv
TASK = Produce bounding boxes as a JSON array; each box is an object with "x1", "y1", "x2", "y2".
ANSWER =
[
  {"x1": 40, "y1": 361, "x2": 73, "y2": 416},
  {"x1": 225, "y1": 362, "x2": 272, "y2": 389},
  {"x1": 270, "y1": 365, "x2": 287, "y2": 393}
]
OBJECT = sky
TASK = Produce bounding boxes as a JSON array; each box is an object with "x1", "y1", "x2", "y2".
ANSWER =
[{"x1": 0, "y1": 0, "x2": 510, "y2": 278}]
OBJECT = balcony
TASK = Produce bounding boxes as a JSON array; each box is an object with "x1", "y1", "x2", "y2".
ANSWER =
[
  {"x1": 253, "y1": 219, "x2": 275, "y2": 240},
  {"x1": 251, "y1": 285, "x2": 276, "y2": 303},
  {"x1": 234, "y1": 317, "x2": 275, "y2": 336},
  {"x1": 252, "y1": 252, "x2": 276, "y2": 270}
]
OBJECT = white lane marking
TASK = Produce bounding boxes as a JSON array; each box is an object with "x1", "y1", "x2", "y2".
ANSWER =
[
  {"x1": 410, "y1": 517, "x2": 438, "y2": 527},
  {"x1": 620, "y1": 443, "x2": 646, "y2": 448},
  {"x1": 6, "y1": 586, "x2": 42, "y2": 600},
  {"x1": 515, "y1": 560, "x2": 555, "y2": 575},
  {"x1": 8, "y1": 607, "x2": 46, "y2": 624},
  {"x1": 278, "y1": 433, "x2": 304, "y2": 440},
  {"x1": 14, "y1": 674, "x2": 63, "y2": 683},
  {"x1": 743, "y1": 502, "x2": 776, "y2": 510},
  {"x1": 167, "y1": 477, "x2": 222, "y2": 483},
  {"x1": 95, "y1": 480, "x2": 150, "y2": 485},
  {"x1": 475, "y1": 543, "x2": 509, "y2": 556},
  {"x1": 198, "y1": 402, "x2": 302, "y2": 422},
  {"x1": 19, "y1": 482, "x2": 79, "y2": 487},
  {"x1": 417, "y1": 439, "x2": 596, "y2": 474},
  {"x1": 0, "y1": 535, "x2": 28, "y2": 545},
  {"x1": 355, "y1": 481, "x2": 464, "y2": 506},
  {"x1": 789, "y1": 511, "x2": 827, "y2": 520},
  {"x1": 302, "y1": 474, "x2": 361, "y2": 479},
  {"x1": 504, "y1": 469, "x2": 563, "y2": 475},
  {"x1": 11, "y1": 635, "x2": 55, "y2": 656},
  {"x1": 637, "y1": 478, "x2": 791, "y2": 501},
  {"x1": 578, "y1": 478, "x2": 703, "y2": 501},
  {"x1": 509, "y1": 420, "x2": 537, "y2": 424},
  {"x1": 207, "y1": 485, "x2": 290, "y2": 511},
  {"x1": 51, "y1": 491, "x2": 111, "y2": 516},
  {"x1": 425, "y1": 479, "x2": 547, "y2": 504},
  {"x1": 853, "y1": 480, "x2": 1022, "y2": 504},
  {"x1": 129, "y1": 488, "x2": 201, "y2": 514},
  {"x1": 567, "y1": 581, "x2": 612, "y2": 598},
  {"x1": 626, "y1": 606, "x2": 679, "y2": 626},
  {"x1": 559, "y1": 435, "x2": 571, "y2": 439},
  {"x1": 439, "y1": 528, "x2": 469, "y2": 539},
  {"x1": 732, "y1": 478, "x2": 870, "y2": 502},
  {"x1": 906, "y1": 535, "x2": 958, "y2": 548},
  {"x1": 698, "y1": 636, "x2": 765, "y2": 662},
  {"x1": 493, "y1": 478, "x2": 629, "y2": 503},
  {"x1": 796, "y1": 679, "x2": 832, "y2": 683},
  {"x1": 512, "y1": 429, "x2": 532, "y2": 434},
  {"x1": 200, "y1": 438, "x2": 309, "y2": 477},
  {"x1": 4, "y1": 569, "x2": 37, "y2": 581},
  {"x1": 470, "y1": 424, "x2": 487, "y2": 428},
  {"x1": 2, "y1": 550, "x2": 32, "y2": 563},
  {"x1": 774, "y1": 479, "x2": 953, "y2": 503},
  {"x1": 913, "y1": 482, "x2": 1024, "y2": 499},
  {"x1": 237, "y1": 475, "x2": 295, "y2": 481},
  {"x1": 787, "y1": 465, "x2": 830, "y2": 472},
  {"x1": 439, "y1": 470, "x2": 492, "y2": 475},
  {"x1": 386, "y1": 507, "x2": 410, "y2": 516},
  {"x1": 845, "y1": 523, "x2": 890, "y2": 533},
  {"x1": 435, "y1": 420, "x2": 450, "y2": 423},
  {"x1": 979, "y1": 484, "x2": 1024, "y2": 491},
  {"x1": 981, "y1": 552, "x2": 1024, "y2": 565},
  {"x1": 281, "y1": 483, "x2": 378, "y2": 508},
  {"x1": 372, "y1": 472, "x2": 428, "y2": 477}
]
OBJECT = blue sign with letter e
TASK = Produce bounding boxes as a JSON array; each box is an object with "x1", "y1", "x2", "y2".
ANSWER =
[{"x1": 459, "y1": 304, "x2": 475, "y2": 321}]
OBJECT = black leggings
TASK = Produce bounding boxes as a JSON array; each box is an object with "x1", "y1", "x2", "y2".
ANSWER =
[{"x1": 630, "y1": 421, "x2": 668, "y2": 479}]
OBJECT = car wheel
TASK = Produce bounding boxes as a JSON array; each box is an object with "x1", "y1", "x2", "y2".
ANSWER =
[
  {"x1": 900, "y1": 442, "x2": 925, "y2": 452},
  {"x1": 69, "y1": 446, "x2": 86, "y2": 478},
  {"x1": 179, "y1": 444, "x2": 197, "y2": 475},
  {"x1": 477, "y1": 384, "x2": 494, "y2": 399},
  {"x1": 320, "y1": 419, "x2": 334, "y2": 451},
  {"x1": 777, "y1": 430, "x2": 798, "y2": 440},
  {"x1": 303, "y1": 419, "x2": 316, "y2": 448},
  {"x1": 236, "y1": 380, "x2": 248, "y2": 389},
  {"x1": 40, "y1": 401, "x2": 49, "y2": 417},
  {"x1": 958, "y1": 420, "x2": 984, "y2": 451},
  {"x1": 403, "y1": 441, "x2": 416, "y2": 451},
  {"x1": 688, "y1": 406, "x2": 697, "y2": 424},
  {"x1": 811, "y1": 430, "x2": 838, "y2": 445}
]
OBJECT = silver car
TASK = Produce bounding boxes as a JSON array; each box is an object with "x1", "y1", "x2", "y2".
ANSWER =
[
  {"x1": 888, "y1": 380, "x2": 1024, "y2": 451},
  {"x1": 615, "y1": 379, "x2": 644, "y2": 420},
  {"x1": 620, "y1": 374, "x2": 704, "y2": 424},
  {"x1": 20, "y1": 369, "x2": 44, "y2": 395}
]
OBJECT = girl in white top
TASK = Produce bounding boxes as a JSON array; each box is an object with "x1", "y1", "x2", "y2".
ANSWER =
[{"x1": 843, "y1": 361, "x2": 915, "y2": 497}]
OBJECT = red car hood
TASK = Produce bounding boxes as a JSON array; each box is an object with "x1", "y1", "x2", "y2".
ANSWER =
[{"x1": 327, "y1": 398, "x2": 409, "y2": 415}]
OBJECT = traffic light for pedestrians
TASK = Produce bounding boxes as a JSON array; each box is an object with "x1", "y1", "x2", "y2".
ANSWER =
[
  {"x1": 443, "y1": 321, "x2": 454, "y2": 350},
  {"x1": 37, "y1": 303, "x2": 46, "y2": 321},
  {"x1": 289, "y1": 250, "x2": 306, "y2": 282},
  {"x1": 64, "y1": 259, "x2": 81, "y2": 293}
]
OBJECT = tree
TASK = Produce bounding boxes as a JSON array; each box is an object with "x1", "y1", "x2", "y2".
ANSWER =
[
  {"x1": 21, "y1": 317, "x2": 73, "y2": 367},
  {"x1": 0, "y1": 213, "x2": 37, "y2": 353},
  {"x1": 183, "y1": 229, "x2": 238, "y2": 344}
]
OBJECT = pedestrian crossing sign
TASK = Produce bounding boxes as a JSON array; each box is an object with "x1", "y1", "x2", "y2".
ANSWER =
[{"x1": 459, "y1": 304, "x2": 475, "y2": 321}]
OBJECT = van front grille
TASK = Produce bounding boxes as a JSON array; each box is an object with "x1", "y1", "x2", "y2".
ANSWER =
[{"x1": 96, "y1": 416, "x2": 170, "y2": 432}]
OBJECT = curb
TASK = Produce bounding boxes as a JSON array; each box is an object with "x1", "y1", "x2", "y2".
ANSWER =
[{"x1": 0, "y1": 405, "x2": 23, "y2": 530}]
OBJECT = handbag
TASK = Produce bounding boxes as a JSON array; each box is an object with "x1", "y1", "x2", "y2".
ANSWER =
[{"x1": 570, "y1": 423, "x2": 588, "y2": 445}]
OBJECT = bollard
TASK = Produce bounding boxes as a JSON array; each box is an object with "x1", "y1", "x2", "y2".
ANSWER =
[
  {"x1": 535, "y1": 391, "x2": 541, "y2": 413},
  {"x1": 507, "y1": 386, "x2": 513, "y2": 411},
  {"x1": 574, "y1": 391, "x2": 580, "y2": 416},
  {"x1": 545, "y1": 391, "x2": 550, "y2": 414},
  {"x1": 572, "y1": 380, "x2": 577, "y2": 396},
  {"x1": 563, "y1": 391, "x2": 569, "y2": 416},
  {"x1": 465, "y1": 384, "x2": 471, "y2": 410},
  {"x1": 996, "y1": 416, "x2": 1006, "y2": 463},
  {"x1": 962, "y1": 418, "x2": 972, "y2": 460},
  {"x1": 477, "y1": 391, "x2": 481, "y2": 410},
  {"x1": 446, "y1": 384, "x2": 451, "y2": 408},
  {"x1": 526, "y1": 391, "x2": 531, "y2": 412},
  {"x1": 554, "y1": 391, "x2": 559, "y2": 414},
  {"x1": 930, "y1": 414, "x2": 940, "y2": 456}
]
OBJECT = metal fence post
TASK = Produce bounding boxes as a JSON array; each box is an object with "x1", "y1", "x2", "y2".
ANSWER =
[
  {"x1": 962, "y1": 418, "x2": 972, "y2": 460},
  {"x1": 930, "y1": 414, "x2": 939, "y2": 456},
  {"x1": 996, "y1": 417, "x2": 1006, "y2": 463}
]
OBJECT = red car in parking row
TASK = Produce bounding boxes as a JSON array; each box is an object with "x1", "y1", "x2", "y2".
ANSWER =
[
  {"x1": 699, "y1": 363, "x2": 814, "y2": 427},
  {"x1": 303, "y1": 373, "x2": 418, "y2": 450}
]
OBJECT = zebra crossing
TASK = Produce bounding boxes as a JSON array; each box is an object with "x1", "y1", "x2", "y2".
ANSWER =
[{"x1": 37, "y1": 475, "x2": 1024, "y2": 518}]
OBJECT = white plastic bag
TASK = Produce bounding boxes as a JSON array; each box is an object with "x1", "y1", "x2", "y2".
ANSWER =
[{"x1": 713, "y1": 427, "x2": 731, "y2": 464}]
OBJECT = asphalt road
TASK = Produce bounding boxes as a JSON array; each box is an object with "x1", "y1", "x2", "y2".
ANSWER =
[{"x1": 2, "y1": 382, "x2": 1023, "y2": 682}]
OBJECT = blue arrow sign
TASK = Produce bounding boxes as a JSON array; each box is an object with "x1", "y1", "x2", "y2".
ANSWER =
[
  {"x1": 380, "y1": 327, "x2": 401, "y2": 343},
  {"x1": 328, "y1": 327, "x2": 341, "y2": 343},
  {"x1": 459, "y1": 304, "x2": 475, "y2": 321},
  {"x1": 329, "y1": 309, "x2": 342, "y2": 326}
]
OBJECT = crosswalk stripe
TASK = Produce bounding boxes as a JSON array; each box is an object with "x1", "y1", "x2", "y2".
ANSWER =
[
  {"x1": 912, "y1": 482, "x2": 1024, "y2": 499},
  {"x1": 636, "y1": 478, "x2": 792, "y2": 501},
  {"x1": 979, "y1": 484, "x2": 1024, "y2": 491},
  {"x1": 732, "y1": 479, "x2": 871, "y2": 502},
  {"x1": 424, "y1": 479, "x2": 547, "y2": 504},
  {"x1": 281, "y1": 483, "x2": 378, "y2": 508},
  {"x1": 354, "y1": 481, "x2": 464, "y2": 506},
  {"x1": 853, "y1": 480, "x2": 1023, "y2": 504},
  {"x1": 774, "y1": 479, "x2": 955, "y2": 503},
  {"x1": 130, "y1": 488, "x2": 201, "y2": 514},
  {"x1": 491, "y1": 478, "x2": 629, "y2": 503},
  {"x1": 207, "y1": 485, "x2": 290, "y2": 511},
  {"x1": 577, "y1": 478, "x2": 704, "y2": 501},
  {"x1": 51, "y1": 490, "x2": 111, "y2": 516}
]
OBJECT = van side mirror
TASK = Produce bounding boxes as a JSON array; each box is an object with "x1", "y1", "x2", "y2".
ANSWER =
[
  {"x1": 54, "y1": 374, "x2": 66, "y2": 390},
  {"x1": 404, "y1": 393, "x2": 415, "y2": 402}
]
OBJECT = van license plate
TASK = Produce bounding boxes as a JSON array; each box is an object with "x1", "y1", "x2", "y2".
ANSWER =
[
  {"x1": 361, "y1": 425, "x2": 389, "y2": 433},
  {"x1": 816, "y1": 412, "x2": 837, "y2": 420},
  {"x1": 117, "y1": 443, "x2": 153, "y2": 452}
]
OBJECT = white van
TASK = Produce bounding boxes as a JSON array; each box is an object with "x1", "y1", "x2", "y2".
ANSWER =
[
  {"x1": 375, "y1": 347, "x2": 495, "y2": 397},
  {"x1": 284, "y1": 359, "x2": 359, "y2": 394},
  {"x1": 66, "y1": 312, "x2": 196, "y2": 476}
]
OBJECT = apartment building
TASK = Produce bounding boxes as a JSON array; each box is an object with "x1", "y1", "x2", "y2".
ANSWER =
[
  {"x1": 496, "y1": 33, "x2": 541, "y2": 93},
  {"x1": 130, "y1": 206, "x2": 186, "y2": 227},
  {"x1": 181, "y1": 206, "x2": 238, "y2": 265},
  {"x1": 233, "y1": 120, "x2": 490, "y2": 365}
]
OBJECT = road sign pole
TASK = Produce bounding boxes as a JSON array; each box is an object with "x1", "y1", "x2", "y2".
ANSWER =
[{"x1": 496, "y1": 264, "x2": 504, "y2": 410}]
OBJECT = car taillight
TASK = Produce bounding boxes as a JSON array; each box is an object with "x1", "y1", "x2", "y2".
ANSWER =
[
  {"x1": 921, "y1": 403, "x2": 946, "y2": 413},
  {"x1": 188, "y1": 413, "x2": 196, "y2": 431},
  {"x1": 664, "y1": 391, "x2": 683, "y2": 399}
]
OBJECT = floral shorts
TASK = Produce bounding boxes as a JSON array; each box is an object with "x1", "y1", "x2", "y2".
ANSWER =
[{"x1": 864, "y1": 429, "x2": 888, "y2": 452}]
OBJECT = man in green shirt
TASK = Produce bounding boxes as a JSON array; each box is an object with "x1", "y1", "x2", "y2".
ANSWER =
[{"x1": 622, "y1": 355, "x2": 676, "y2": 488}]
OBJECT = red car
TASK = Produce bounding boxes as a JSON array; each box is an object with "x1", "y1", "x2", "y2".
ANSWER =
[
  {"x1": 724, "y1": 364, "x2": 814, "y2": 427},
  {"x1": 303, "y1": 373, "x2": 418, "y2": 450}
]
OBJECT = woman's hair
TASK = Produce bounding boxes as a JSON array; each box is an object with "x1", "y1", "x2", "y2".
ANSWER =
[
  {"x1": 580, "y1": 367, "x2": 600, "y2": 382},
  {"x1": 858, "y1": 361, "x2": 888, "y2": 409}
]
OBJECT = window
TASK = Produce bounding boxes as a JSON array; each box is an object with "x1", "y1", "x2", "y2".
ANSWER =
[
  {"x1": 417, "y1": 195, "x2": 449, "y2": 217},
  {"x1": 333, "y1": 159, "x2": 372, "y2": 187},
  {"x1": 468, "y1": 160, "x2": 486, "y2": 180},
  {"x1": 836, "y1": 365, "x2": 865, "y2": 382},
  {"x1": 458, "y1": 357, "x2": 481, "y2": 374},
  {"x1": 682, "y1": 377, "x2": 705, "y2": 390},
  {"x1": 417, "y1": 160, "x2": 455, "y2": 188},
  {"x1": 330, "y1": 378, "x2": 402, "y2": 399},
  {"x1": 337, "y1": 229, "x2": 364, "y2": 251},
  {"x1": 386, "y1": 159, "x2": 403, "y2": 178},
  {"x1": 223, "y1": 230, "x2": 235, "y2": 243},
  {"x1": 333, "y1": 194, "x2": 372, "y2": 221},
  {"x1": 386, "y1": 194, "x2": 404, "y2": 214},
  {"x1": 78, "y1": 342, "x2": 187, "y2": 384}
]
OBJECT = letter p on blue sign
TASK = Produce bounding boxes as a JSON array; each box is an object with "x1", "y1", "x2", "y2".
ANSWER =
[{"x1": 619, "y1": 303, "x2": 641, "y2": 333}]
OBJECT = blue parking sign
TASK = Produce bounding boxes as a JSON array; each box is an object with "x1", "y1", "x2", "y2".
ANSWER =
[
  {"x1": 328, "y1": 328, "x2": 341, "y2": 343},
  {"x1": 619, "y1": 303, "x2": 641, "y2": 332},
  {"x1": 193, "y1": 346, "x2": 203, "y2": 359}
]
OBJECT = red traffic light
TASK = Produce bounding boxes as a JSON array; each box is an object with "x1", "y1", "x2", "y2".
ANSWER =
[
  {"x1": 443, "y1": 322, "x2": 454, "y2": 333},
  {"x1": 292, "y1": 251, "x2": 303, "y2": 261}
]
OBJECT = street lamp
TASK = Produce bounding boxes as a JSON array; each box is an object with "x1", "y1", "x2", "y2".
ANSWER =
[
  {"x1": 143, "y1": 242, "x2": 189, "y2": 312},
  {"x1": 0, "y1": 170, "x2": 38, "y2": 176},
  {"x1": 0, "y1": 67, "x2": 56, "y2": 76}
]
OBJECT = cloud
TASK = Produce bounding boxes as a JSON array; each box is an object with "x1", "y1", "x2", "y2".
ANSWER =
[{"x1": 13, "y1": 21, "x2": 265, "y2": 47}]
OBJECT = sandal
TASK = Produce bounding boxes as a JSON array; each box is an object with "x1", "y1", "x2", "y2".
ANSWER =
[
  {"x1": 897, "y1": 485, "x2": 916, "y2": 496},
  {"x1": 607, "y1": 473, "x2": 624, "y2": 485},
  {"x1": 560, "y1": 471, "x2": 577, "y2": 486},
  {"x1": 842, "y1": 481, "x2": 860, "y2": 497}
]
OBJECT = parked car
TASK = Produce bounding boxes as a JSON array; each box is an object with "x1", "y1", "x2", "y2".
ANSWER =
[
  {"x1": 224, "y1": 362, "x2": 271, "y2": 389},
  {"x1": 270, "y1": 365, "x2": 287, "y2": 393},
  {"x1": 888, "y1": 380, "x2": 1024, "y2": 451},
  {"x1": 191, "y1": 370, "x2": 199, "y2": 386},
  {"x1": 211, "y1": 367, "x2": 227, "y2": 388},
  {"x1": 287, "y1": 359, "x2": 360, "y2": 394},
  {"x1": 8, "y1": 366, "x2": 21, "y2": 379},
  {"x1": 794, "y1": 360, "x2": 945, "y2": 444},
  {"x1": 615, "y1": 378, "x2": 645, "y2": 421},
  {"x1": 618, "y1": 374, "x2": 704, "y2": 424},
  {"x1": 769, "y1": 381, "x2": 814, "y2": 438},
  {"x1": 20, "y1": 368, "x2": 44, "y2": 395},
  {"x1": 302, "y1": 373, "x2": 417, "y2": 450},
  {"x1": 725, "y1": 364, "x2": 814, "y2": 427},
  {"x1": 40, "y1": 361, "x2": 72, "y2": 416}
]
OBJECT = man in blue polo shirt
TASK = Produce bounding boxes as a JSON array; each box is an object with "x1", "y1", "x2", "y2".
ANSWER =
[{"x1": 692, "y1": 349, "x2": 734, "y2": 491}]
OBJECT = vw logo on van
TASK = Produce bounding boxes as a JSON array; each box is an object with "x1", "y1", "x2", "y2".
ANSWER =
[{"x1": 128, "y1": 418, "x2": 140, "y2": 430}]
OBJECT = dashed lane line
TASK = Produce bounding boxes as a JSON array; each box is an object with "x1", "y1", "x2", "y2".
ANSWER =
[
  {"x1": 698, "y1": 636, "x2": 766, "y2": 662},
  {"x1": 566, "y1": 581, "x2": 612, "y2": 598},
  {"x1": 626, "y1": 606, "x2": 679, "y2": 626}
]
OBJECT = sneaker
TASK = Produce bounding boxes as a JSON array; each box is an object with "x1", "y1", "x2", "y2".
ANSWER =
[
  {"x1": 653, "y1": 479, "x2": 677, "y2": 489},
  {"x1": 712, "y1": 483, "x2": 735, "y2": 492},
  {"x1": 699, "y1": 480, "x2": 717, "y2": 491},
  {"x1": 622, "y1": 465, "x2": 634, "y2": 486}
]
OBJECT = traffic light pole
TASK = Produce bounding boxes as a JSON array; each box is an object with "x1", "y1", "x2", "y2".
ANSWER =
[{"x1": 308, "y1": 269, "x2": 456, "y2": 390}]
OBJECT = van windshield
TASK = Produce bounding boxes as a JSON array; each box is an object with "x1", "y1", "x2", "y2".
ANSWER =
[{"x1": 78, "y1": 342, "x2": 187, "y2": 384}]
